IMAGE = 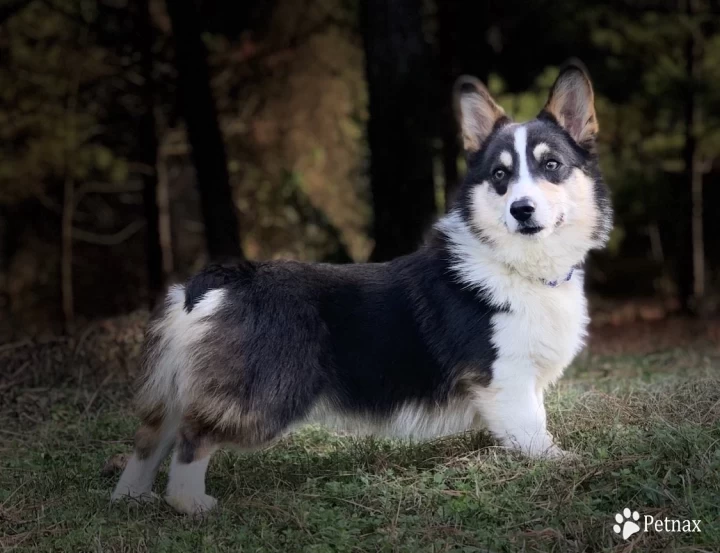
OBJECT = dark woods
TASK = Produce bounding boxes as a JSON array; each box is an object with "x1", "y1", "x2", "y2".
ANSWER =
[
  {"x1": 164, "y1": 0, "x2": 242, "y2": 263},
  {"x1": 361, "y1": 0, "x2": 436, "y2": 261},
  {"x1": 1, "y1": 0, "x2": 720, "y2": 338}
]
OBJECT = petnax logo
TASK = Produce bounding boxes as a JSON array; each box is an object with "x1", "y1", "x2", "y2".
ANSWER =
[{"x1": 612, "y1": 507, "x2": 702, "y2": 540}]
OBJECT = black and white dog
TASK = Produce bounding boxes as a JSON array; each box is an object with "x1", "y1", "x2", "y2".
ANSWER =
[{"x1": 113, "y1": 63, "x2": 612, "y2": 515}]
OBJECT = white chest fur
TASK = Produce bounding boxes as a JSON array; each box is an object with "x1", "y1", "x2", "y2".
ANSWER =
[
  {"x1": 490, "y1": 272, "x2": 588, "y2": 389},
  {"x1": 438, "y1": 213, "x2": 589, "y2": 390}
]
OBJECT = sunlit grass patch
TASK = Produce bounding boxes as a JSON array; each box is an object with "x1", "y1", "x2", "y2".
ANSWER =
[{"x1": 2, "y1": 353, "x2": 719, "y2": 552}]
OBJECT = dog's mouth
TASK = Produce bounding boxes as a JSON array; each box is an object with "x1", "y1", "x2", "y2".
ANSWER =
[
  {"x1": 518, "y1": 225, "x2": 544, "y2": 236},
  {"x1": 516, "y1": 213, "x2": 565, "y2": 236}
]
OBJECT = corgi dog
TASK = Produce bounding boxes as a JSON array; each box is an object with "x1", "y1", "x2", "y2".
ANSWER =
[{"x1": 113, "y1": 62, "x2": 612, "y2": 515}]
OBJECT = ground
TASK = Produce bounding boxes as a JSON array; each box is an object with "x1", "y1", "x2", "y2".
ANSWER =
[{"x1": 1, "y1": 318, "x2": 719, "y2": 552}]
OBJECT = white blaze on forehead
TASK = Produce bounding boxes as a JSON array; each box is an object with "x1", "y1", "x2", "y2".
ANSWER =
[
  {"x1": 513, "y1": 126, "x2": 530, "y2": 182},
  {"x1": 499, "y1": 150, "x2": 513, "y2": 168},
  {"x1": 533, "y1": 143, "x2": 550, "y2": 160}
]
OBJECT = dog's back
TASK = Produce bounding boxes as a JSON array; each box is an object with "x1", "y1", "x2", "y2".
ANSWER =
[{"x1": 134, "y1": 253, "x2": 497, "y2": 438}]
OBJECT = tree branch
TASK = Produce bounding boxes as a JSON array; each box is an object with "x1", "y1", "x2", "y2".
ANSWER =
[{"x1": 72, "y1": 220, "x2": 146, "y2": 246}]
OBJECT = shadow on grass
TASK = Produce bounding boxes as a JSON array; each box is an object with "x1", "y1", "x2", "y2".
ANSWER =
[{"x1": 208, "y1": 427, "x2": 498, "y2": 492}]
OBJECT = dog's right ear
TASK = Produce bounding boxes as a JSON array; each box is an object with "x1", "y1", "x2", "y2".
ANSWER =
[
  {"x1": 542, "y1": 61, "x2": 597, "y2": 148},
  {"x1": 454, "y1": 76, "x2": 506, "y2": 154}
]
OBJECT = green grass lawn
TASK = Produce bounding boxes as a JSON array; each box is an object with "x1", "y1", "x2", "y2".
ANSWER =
[{"x1": 2, "y1": 350, "x2": 719, "y2": 552}]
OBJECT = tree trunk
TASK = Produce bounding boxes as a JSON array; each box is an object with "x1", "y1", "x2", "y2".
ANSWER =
[
  {"x1": 62, "y1": 74, "x2": 80, "y2": 333},
  {"x1": 165, "y1": 0, "x2": 243, "y2": 261},
  {"x1": 362, "y1": 0, "x2": 437, "y2": 261},
  {"x1": 0, "y1": 207, "x2": 10, "y2": 336},
  {"x1": 679, "y1": 0, "x2": 703, "y2": 311},
  {"x1": 436, "y1": 0, "x2": 460, "y2": 207},
  {"x1": 691, "y1": 142, "x2": 704, "y2": 303},
  {"x1": 135, "y1": 0, "x2": 163, "y2": 305},
  {"x1": 156, "y1": 144, "x2": 174, "y2": 278},
  {"x1": 61, "y1": 173, "x2": 74, "y2": 331}
]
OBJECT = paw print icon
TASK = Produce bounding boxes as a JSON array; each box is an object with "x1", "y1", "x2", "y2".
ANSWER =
[{"x1": 613, "y1": 508, "x2": 641, "y2": 540}]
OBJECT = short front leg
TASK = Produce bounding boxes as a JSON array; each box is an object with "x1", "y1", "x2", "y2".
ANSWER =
[{"x1": 473, "y1": 377, "x2": 565, "y2": 458}]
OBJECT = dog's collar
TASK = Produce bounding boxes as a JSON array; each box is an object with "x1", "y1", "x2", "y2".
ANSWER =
[{"x1": 541, "y1": 267, "x2": 575, "y2": 288}]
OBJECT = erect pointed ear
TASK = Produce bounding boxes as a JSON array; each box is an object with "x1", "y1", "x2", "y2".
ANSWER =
[
  {"x1": 542, "y1": 61, "x2": 598, "y2": 147},
  {"x1": 454, "y1": 76, "x2": 506, "y2": 154}
]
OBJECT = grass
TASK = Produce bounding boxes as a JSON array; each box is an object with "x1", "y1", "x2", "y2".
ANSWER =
[{"x1": 1, "y1": 349, "x2": 719, "y2": 552}]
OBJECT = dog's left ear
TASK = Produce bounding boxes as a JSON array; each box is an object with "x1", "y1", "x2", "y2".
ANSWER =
[
  {"x1": 454, "y1": 76, "x2": 506, "y2": 154},
  {"x1": 542, "y1": 62, "x2": 598, "y2": 147}
]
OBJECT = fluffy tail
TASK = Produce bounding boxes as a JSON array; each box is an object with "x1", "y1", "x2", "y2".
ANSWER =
[{"x1": 134, "y1": 284, "x2": 225, "y2": 422}]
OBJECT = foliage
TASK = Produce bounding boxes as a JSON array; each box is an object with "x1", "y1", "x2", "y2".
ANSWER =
[
  {"x1": 0, "y1": 1, "x2": 129, "y2": 205},
  {"x1": 218, "y1": 0, "x2": 370, "y2": 261},
  {"x1": 3, "y1": 0, "x2": 720, "y2": 335}
]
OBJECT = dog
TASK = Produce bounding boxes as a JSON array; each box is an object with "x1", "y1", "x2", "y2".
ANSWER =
[{"x1": 112, "y1": 63, "x2": 612, "y2": 515}]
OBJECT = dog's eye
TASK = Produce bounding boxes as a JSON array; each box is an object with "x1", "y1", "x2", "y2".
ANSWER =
[
  {"x1": 493, "y1": 169, "x2": 506, "y2": 181},
  {"x1": 545, "y1": 160, "x2": 560, "y2": 171}
]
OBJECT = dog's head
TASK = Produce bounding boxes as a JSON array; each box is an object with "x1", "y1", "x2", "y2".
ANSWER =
[{"x1": 452, "y1": 63, "x2": 612, "y2": 276}]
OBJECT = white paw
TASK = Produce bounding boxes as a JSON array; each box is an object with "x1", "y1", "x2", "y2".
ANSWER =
[
  {"x1": 165, "y1": 493, "x2": 218, "y2": 516},
  {"x1": 542, "y1": 445, "x2": 581, "y2": 461},
  {"x1": 519, "y1": 440, "x2": 580, "y2": 460},
  {"x1": 111, "y1": 485, "x2": 157, "y2": 504}
]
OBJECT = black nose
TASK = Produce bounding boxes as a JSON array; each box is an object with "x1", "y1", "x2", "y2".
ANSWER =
[{"x1": 510, "y1": 198, "x2": 536, "y2": 222}]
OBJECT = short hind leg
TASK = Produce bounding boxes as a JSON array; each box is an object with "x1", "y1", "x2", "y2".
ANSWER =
[
  {"x1": 112, "y1": 409, "x2": 178, "y2": 502},
  {"x1": 164, "y1": 421, "x2": 219, "y2": 516},
  {"x1": 163, "y1": 401, "x2": 291, "y2": 516}
]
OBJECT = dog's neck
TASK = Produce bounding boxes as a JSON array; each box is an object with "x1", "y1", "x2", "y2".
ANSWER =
[
  {"x1": 434, "y1": 212, "x2": 584, "y2": 293},
  {"x1": 540, "y1": 267, "x2": 577, "y2": 288}
]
